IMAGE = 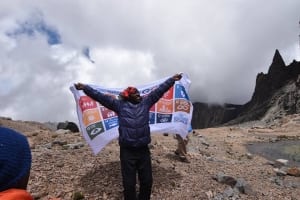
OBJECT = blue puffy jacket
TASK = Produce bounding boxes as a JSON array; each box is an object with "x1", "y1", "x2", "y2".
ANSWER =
[{"x1": 83, "y1": 77, "x2": 176, "y2": 148}]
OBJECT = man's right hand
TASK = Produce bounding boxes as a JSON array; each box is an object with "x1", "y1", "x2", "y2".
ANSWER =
[{"x1": 74, "y1": 83, "x2": 86, "y2": 90}]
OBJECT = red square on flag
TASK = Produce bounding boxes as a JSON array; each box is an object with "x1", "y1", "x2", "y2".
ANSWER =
[{"x1": 79, "y1": 96, "x2": 97, "y2": 112}]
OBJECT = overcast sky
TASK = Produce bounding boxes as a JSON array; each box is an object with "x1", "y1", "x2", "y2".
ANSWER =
[{"x1": 0, "y1": 0, "x2": 299, "y2": 123}]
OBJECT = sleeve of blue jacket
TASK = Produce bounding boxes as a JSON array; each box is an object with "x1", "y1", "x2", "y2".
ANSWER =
[
  {"x1": 83, "y1": 85, "x2": 120, "y2": 113},
  {"x1": 145, "y1": 77, "x2": 176, "y2": 106}
]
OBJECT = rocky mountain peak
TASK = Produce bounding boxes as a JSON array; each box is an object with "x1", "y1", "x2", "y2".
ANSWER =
[
  {"x1": 192, "y1": 49, "x2": 300, "y2": 129},
  {"x1": 268, "y1": 49, "x2": 286, "y2": 74}
]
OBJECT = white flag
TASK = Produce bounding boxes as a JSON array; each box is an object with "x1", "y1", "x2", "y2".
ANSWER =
[{"x1": 70, "y1": 73, "x2": 193, "y2": 155}]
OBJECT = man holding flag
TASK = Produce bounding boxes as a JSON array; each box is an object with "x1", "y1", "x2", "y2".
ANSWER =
[{"x1": 74, "y1": 73, "x2": 183, "y2": 200}]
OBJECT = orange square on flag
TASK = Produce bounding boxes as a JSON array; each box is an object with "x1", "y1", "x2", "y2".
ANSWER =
[
  {"x1": 175, "y1": 99, "x2": 191, "y2": 113},
  {"x1": 82, "y1": 109, "x2": 102, "y2": 126},
  {"x1": 157, "y1": 100, "x2": 173, "y2": 114}
]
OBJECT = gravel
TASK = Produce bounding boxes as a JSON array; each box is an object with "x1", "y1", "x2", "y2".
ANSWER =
[{"x1": 1, "y1": 115, "x2": 300, "y2": 200}]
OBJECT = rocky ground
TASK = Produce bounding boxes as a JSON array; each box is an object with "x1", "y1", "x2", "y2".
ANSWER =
[{"x1": 1, "y1": 114, "x2": 300, "y2": 200}]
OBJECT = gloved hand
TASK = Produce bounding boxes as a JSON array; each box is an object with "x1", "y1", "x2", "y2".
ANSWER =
[
  {"x1": 74, "y1": 83, "x2": 86, "y2": 90},
  {"x1": 172, "y1": 73, "x2": 183, "y2": 81}
]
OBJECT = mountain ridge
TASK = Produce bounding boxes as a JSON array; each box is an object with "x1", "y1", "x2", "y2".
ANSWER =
[{"x1": 192, "y1": 49, "x2": 300, "y2": 129}]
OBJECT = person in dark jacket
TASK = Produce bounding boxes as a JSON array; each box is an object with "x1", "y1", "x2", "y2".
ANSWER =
[{"x1": 75, "y1": 73, "x2": 182, "y2": 200}]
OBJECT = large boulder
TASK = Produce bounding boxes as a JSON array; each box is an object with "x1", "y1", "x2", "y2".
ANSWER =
[{"x1": 57, "y1": 121, "x2": 79, "y2": 133}]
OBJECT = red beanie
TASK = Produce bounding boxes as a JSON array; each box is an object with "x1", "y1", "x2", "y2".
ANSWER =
[{"x1": 120, "y1": 86, "x2": 138, "y2": 99}]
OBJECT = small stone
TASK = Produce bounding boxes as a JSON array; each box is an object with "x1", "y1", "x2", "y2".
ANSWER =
[
  {"x1": 275, "y1": 159, "x2": 289, "y2": 167},
  {"x1": 287, "y1": 167, "x2": 300, "y2": 177},
  {"x1": 246, "y1": 153, "x2": 254, "y2": 159},
  {"x1": 273, "y1": 168, "x2": 287, "y2": 176}
]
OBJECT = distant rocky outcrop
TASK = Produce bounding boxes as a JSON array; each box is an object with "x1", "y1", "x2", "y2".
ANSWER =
[
  {"x1": 192, "y1": 49, "x2": 300, "y2": 129},
  {"x1": 191, "y1": 103, "x2": 242, "y2": 129},
  {"x1": 57, "y1": 121, "x2": 80, "y2": 133}
]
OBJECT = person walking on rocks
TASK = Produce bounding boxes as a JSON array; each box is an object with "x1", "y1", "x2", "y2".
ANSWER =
[
  {"x1": 174, "y1": 134, "x2": 189, "y2": 163},
  {"x1": 0, "y1": 127, "x2": 33, "y2": 200},
  {"x1": 75, "y1": 73, "x2": 182, "y2": 200}
]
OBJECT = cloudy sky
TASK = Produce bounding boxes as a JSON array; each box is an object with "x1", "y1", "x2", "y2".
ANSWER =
[{"x1": 0, "y1": 0, "x2": 299, "y2": 123}]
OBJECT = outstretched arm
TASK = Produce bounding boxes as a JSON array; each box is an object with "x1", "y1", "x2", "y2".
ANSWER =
[
  {"x1": 146, "y1": 73, "x2": 183, "y2": 105},
  {"x1": 74, "y1": 83, "x2": 120, "y2": 112}
]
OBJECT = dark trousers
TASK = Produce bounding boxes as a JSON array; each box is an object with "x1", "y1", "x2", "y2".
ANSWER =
[{"x1": 120, "y1": 146, "x2": 153, "y2": 200}]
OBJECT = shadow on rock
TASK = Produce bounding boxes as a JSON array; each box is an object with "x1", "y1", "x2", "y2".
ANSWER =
[
  {"x1": 164, "y1": 152, "x2": 188, "y2": 162},
  {"x1": 78, "y1": 160, "x2": 182, "y2": 199}
]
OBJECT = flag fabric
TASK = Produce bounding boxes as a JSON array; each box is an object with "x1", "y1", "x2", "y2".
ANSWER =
[{"x1": 70, "y1": 73, "x2": 193, "y2": 155}]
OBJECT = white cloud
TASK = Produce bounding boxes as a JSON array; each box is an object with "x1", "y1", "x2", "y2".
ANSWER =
[
  {"x1": 0, "y1": 0, "x2": 300, "y2": 122},
  {"x1": 88, "y1": 47, "x2": 156, "y2": 87}
]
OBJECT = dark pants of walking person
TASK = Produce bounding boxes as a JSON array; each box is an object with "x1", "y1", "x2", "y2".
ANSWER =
[{"x1": 120, "y1": 146, "x2": 153, "y2": 200}]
